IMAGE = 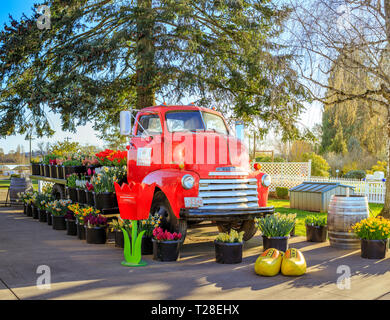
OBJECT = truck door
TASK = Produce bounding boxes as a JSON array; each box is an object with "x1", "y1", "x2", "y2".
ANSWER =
[{"x1": 127, "y1": 112, "x2": 163, "y2": 183}]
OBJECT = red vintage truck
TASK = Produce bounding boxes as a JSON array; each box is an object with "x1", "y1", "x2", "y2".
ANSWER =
[{"x1": 119, "y1": 104, "x2": 274, "y2": 241}]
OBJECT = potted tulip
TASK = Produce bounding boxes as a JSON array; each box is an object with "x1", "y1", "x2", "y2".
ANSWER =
[
  {"x1": 255, "y1": 213, "x2": 296, "y2": 252},
  {"x1": 91, "y1": 167, "x2": 125, "y2": 210},
  {"x1": 76, "y1": 177, "x2": 87, "y2": 204},
  {"x1": 63, "y1": 159, "x2": 85, "y2": 176},
  {"x1": 56, "y1": 159, "x2": 65, "y2": 179},
  {"x1": 352, "y1": 217, "x2": 390, "y2": 259},
  {"x1": 305, "y1": 215, "x2": 327, "y2": 242},
  {"x1": 109, "y1": 218, "x2": 133, "y2": 248},
  {"x1": 64, "y1": 211, "x2": 77, "y2": 236},
  {"x1": 137, "y1": 214, "x2": 162, "y2": 254},
  {"x1": 49, "y1": 199, "x2": 72, "y2": 230},
  {"x1": 84, "y1": 214, "x2": 108, "y2": 244},
  {"x1": 49, "y1": 159, "x2": 58, "y2": 178},
  {"x1": 66, "y1": 173, "x2": 78, "y2": 202},
  {"x1": 30, "y1": 157, "x2": 41, "y2": 175},
  {"x1": 42, "y1": 156, "x2": 51, "y2": 177},
  {"x1": 31, "y1": 193, "x2": 39, "y2": 219},
  {"x1": 152, "y1": 227, "x2": 183, "y2": 261},
  {"x1": 85, "y1": 182, "x2": 95, "y2": 206},
  {"x1": 215, "y1": 229, "x2": 244, "y2": 264},
  {"x1": 83, "y1": 157, "x2": 101, "y2": 176},
  {"x1": 36, "y1": 193, "x2": 52, "y2": 223}
]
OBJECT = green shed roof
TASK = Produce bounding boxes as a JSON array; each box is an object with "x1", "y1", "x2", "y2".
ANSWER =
[{"x1": 289, "y1": 182, "x2": 354, "y2": 194}]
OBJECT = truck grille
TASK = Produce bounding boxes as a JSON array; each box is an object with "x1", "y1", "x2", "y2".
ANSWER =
[{"x1": 198, "y1": 178, "x2": 259, "y2": 210}]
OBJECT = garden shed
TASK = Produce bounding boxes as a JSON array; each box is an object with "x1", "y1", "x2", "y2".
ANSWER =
[{"x1": 289, "y1": 182, "x2": 355, "y2": 213}]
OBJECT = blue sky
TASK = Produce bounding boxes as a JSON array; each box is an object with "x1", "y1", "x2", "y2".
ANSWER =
[
  {"x1": 0, "y1": 0, "x2": 105, "y2": 154},
  {"x1": 0, "y1": 1, "x2": 321, "y2": 154}
]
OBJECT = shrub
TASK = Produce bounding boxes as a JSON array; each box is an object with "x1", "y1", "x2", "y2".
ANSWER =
[
  {"x1": 344, "y1": 170, "x2": 366, "y2": 180},
  {"x1": 276, "y1": 187, "x2": 289, "y2": 199},
  {"x1": 255, "y1": 156, "x2": 285, "y2": 163},
  {"x1": 302, "y1": 152, "x2": 330, "y2": 177}
]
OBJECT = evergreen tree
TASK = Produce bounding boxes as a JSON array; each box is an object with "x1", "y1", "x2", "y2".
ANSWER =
[{"x1": 0, "y1": 0, "x2": 308, "y2": 141}]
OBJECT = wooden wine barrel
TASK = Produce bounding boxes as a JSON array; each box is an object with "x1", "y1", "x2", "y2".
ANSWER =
[
  {"x1": 9, "y1": 177, "x2": 33, "y2": 203},
  {"x1": 327, "y1": 195, "x2": 369, "y2": 249}
]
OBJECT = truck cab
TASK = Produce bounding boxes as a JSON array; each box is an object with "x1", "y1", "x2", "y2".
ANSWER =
[{"x1": 120, "y1": 104, "x2": 274, "y2": 241}]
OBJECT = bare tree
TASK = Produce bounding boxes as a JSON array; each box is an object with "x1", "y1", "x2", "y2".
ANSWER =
[{"x1": 288, "y1": 0, "x2": 390, "y2": 216}]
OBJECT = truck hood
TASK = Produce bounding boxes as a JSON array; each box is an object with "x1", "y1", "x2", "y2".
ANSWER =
[{"x1": 169, "y1": 131, "x2": 250, "y2": 178}]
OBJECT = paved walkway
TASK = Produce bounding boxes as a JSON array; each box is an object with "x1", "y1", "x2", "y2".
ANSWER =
[{"x1": 1, "y1": 206, "x2": 390, "y2": 300}]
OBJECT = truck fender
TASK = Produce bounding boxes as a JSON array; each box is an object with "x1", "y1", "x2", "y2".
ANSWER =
[{"x1": 142, "y1": 169, "x2": 200, "y2": 218}]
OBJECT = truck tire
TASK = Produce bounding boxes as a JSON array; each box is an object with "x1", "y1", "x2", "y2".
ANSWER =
[
  {"x1": 150, "y1": 191, "x2": 187, "y2": 241},
  {"x1": 217, "y1": 220, "x2": 257, "y2": 241}
]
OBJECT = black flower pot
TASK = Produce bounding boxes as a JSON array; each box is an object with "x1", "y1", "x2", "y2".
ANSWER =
[
  {"x1": 31, "y1": 163, "x2": 40, "y2": 175},
  {"x1": 64, "y1": 166, "x2": 76, "y2": 177},
  {"x1": 26, "y1": 204, "x2": 32, "y2": 217},
  {"x1": 215, "y1": 241, "x2": 243, "y2": 264},
  {"x1": 32, "y1": 205, "x2": 39, "y2": 219},
  {"x1": 66, "y1": 187, "x2": 78, "y2": 202},
  {"x1": 52, "y1": 215, "x2": 66, "y2": 230},
  {"x1": 85, "y1": 226, "x2": 107, "y2": 244},
  {"x1": 46, "y1": 211, "x2": 52, "y2": 225},
  {"x1": 50, "y1": 165, "x2": 57, "y2": 178},
  {"x1": 115, "y1": 230, "x2": 124, "y2": 248},
  {"x1": 66, "y1": 219, "x2": 77, "y2": 236},
  {"x1": 262, "y1": 236, "x2": 289, "y2": 252},
  {"x1": 23, "y1": 203, "x2": 27, "y2": 215},
  {"x1": 39, "y1": 164, "x2": 44, "y2": 176},
  {"x1": 142, "y1": 236, "x2": 154, "y2": 255},
  {"x1": 76, "y1": 222, "x2": 86, "y2": 240},
  {"x1": 86, "y1": 190, "x2": 95, "y2": 206},
  {"x1": 306, "y1": 225, "x2": 328, "y2": 242},
  {"x1": 361, "y1": 239, "x2": 388, "y2": 259},
  {"x1": 128, "y1": 235, "x2": 154, "y2": 254},
  {"x1": 77, "y1": 189, "x2": 87, "y2": 204},
  {"x1": 44, "y1": 164, "x2": 51, "y2": 177},
  {"x1": 93, "y1": 192, "x2": 118, "y2": 210},
  {"x1": 57, "y1": 165, "x2": 64, "y2": 179},
  {"x1": 38, "y1": 208, "x2": 47, "y2": 222},
  {"x1": 152, "y1": 239, "x2": 181, "y2": 262},
  {"x1": 74, "y1": 165, "x2": 87, "y2": 175}
]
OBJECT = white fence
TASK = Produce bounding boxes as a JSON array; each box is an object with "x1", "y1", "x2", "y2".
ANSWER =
[{"x1": 260, "y1": 162, "x2": 386, "y2": 204}]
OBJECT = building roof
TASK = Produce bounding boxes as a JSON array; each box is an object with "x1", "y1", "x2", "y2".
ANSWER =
[{"x1": 289, "y1": 182, "x2": 355, "y2": 194}]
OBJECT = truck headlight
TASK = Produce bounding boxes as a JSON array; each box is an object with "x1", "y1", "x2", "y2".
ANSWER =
[
  {"x1": 261, "y1": 174, "x2": 271, "y2": 187},
  {"x1": 182, "y1": 174, "x2": 195, "y2": 190}
]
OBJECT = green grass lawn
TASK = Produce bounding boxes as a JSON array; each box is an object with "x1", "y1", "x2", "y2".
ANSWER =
[
  {"x1": 268, "y1": 198, "x2": 383, "y2": 237},
  {"x1": 0, "y1": 179, "x2": 38, "y2": 190}
]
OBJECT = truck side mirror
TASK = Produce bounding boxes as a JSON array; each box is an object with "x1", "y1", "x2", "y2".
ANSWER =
[
  {"x1": 235, "y1": 121, "x2": 244, "y2": 141},
  {"x1": 120, "y1": 111, "x2": 132, "y2": 136}
]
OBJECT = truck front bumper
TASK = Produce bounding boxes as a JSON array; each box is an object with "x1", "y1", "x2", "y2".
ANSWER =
[{"x1": 180, "y1": 206, "x2": 275, "y2": 222}]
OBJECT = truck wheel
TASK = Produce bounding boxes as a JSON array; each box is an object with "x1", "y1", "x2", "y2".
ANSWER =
[
  {"x1": 150, "y1": 191, "x2": 187, "y2": 241},
  {"x1": 52, "y1": 184, "x2": 65, "y2": 200},
  {"x1": 217, "y1": 220, "x2": 257, "y2": 241}
]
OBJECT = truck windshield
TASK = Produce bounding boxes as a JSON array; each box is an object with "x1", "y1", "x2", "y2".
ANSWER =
[
  {"x1": 202, "y1": 112, "x2": 228, "y2": 135},
  {"x1": 166, "y1": 111, "x2": 205, "y2": 132}
]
